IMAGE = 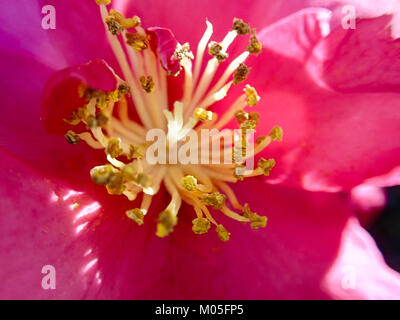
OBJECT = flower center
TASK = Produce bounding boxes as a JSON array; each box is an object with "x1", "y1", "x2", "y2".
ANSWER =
[{"x1": 64, "y1": 0, "x2": 283, "y2": 241}]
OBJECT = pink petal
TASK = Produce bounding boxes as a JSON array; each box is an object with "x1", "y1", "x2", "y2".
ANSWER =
[
  {"x1": 115, "y1": 0, "x2": 313, "y2": 47},
  {"x1": 350, "y1": 184, "x2": 387, "y2": 226},
  {"x1": 322, "y1": 217, "x2": 400, "y2": 299},
  {"x1": 147, "y1": 27, "x2": 180, "y2": 75},
  {"x1": 159, "y1": 179, "x2": 400, "y2": 299},
  {"x1": 0, "y1": 147, "x2": 169, "y2": 299},
  {"x1": 249, "y1": 10, "x2": 400, "y2": 191},
  {"x1": 35, "y1": 0, "x2": 115, "y2": 67},
  {"x1": 2, "y1": 147, "x2": 399, "y2": 299}
]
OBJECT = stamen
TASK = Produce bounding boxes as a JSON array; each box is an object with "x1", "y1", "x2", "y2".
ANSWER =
[
  {"x1": 256, "y1": 136, "x2": 266, "y2": 144},
  {"x1": 106, "y1": 172, "x2": 125, "y2": 195},
  {"x1": 173, "y1": 43, "x2": 194, "y2": 61},
  {"x1": 232, "y1": 18, "x2": 251, "y2": 35},
  {"x1": 126, "y1": 208, "x2": 145, "y2": 225},
  {"x1": 64, "y1": 105, "x2": 89, "y2": 125},
  {"x1": 109, "y1": 9, "x2": 141, "y2": 29},
  {"x1": 235, "y1": 109, "x2": 248, "y2": 124},
  {"x1": 65, "y1": 130, "x2": 79, "y2": 144},
  {"x1": 156, "y1": 210, "x2": 178, "y2": 238},
  {"x1": 125, "y1": 32, "x2": 149, "y2": 52},
  {"x1": 208, "y1": 41, "x2": 228, "y2": 63},
  {"x1": 106, "y1": 137, "x2": 123, "y2": 158},
  {"x1": 135, "y1": 173, "x2": 152, "y2": 188},
  {"x1": 193, "y1": 20, "x2": 213, "y2": 84},
  {"x1": 247, "y1": 29, "x2": 262, "y2": 55},
  {"x1": 128, "y1": 144, "x2": 145, "y2": 160},
  {"x1": 139, "y1": 75, "x2": 155, "y2": 93},
  {"x1": 182, "y1": 175, "x2": 198, "y2": 191},
  {"x1": 105, "y1": 16, "x2": 123, "y2": 35},
  {"x1": 216, "y1": 224, "x2": 230, "y2": 242},
  {"x1": 192, "y1": 217, "x2": 211, "y2": 234},
  {"x1": 243, "y1": 203, "x2": 267, "y2": 229},
  {"x1": 233, "y1": 63, "x2": 250, "y2": 85},
  {"x1": 240, "y1": 119, "x2": 257, "y2": 131},
  {"x1": 95, "y1": 0, "x2": 110, "y2": 4},
  {"x1": 269, "y1": 126, "x2": 283, "y2": 141},
  {"x1": 201, "y1": 192, "x2": 226, "y2": 210},
  {"x1": 257, "y1": 158, "x2": 276, "y2": 176},
  {"x1": 244, "y1": 85, "x2": 260, "y2": 106},
  {"x1": 90, "y1": 164, "x2": 114, "y2": 185},
  {"x1": 87, "y1": 113, "x2": 109, "y2": 129},
  {"x1": 194, "y1": 107, "x2": 213, "y2": 122}
]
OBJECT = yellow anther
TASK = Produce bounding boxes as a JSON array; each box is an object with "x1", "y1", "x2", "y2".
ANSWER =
[
  {"x1": 216, "y1": 224, "x2": 230, "y2": 242},
  {"x1": 194, "y1": 107, "x2": 213, "y2": 122},
  {"x1": 248, "y1": 112, "x2": 259, "y2": 125},
  {"x1": 139, "y1": 76, "x2": 155, "y2": 93},
  {"x1": 240, "y1": 119, "x2": 257, "y2": 131},
  {"x1": 182, "y1": 175, "x2": 197, "y2": 191},
  {"x1": 233, "y1": 63, "x2": 250, "y2": 85},
  {"x1": 126, "y1": 32, "x2": 148, "y2": 51},
  {"x1": 257, "y1": 158, "x2": 276, "y2": 176},
  {"x1": 248, "y1": 29, "x2": 262, "y2": 55},
  {"x1": 64, "y1": 113, "x2": 79, "y2": 126},
  {"x1": 90, "y1": 164, "x2": 114, "y2": 185},
  {"x1": 64, "y1": 105, "x2": 90, "y2": 126},
  {"x1": 105, "y1": 16, "x2": 123, "y2": 35},
  {"x1": 121, "y1": 162, "x2": 139, "y2": 181},
  {"x1": 243, "y1": 203, "x2": 267, "y2": 229},
  {"x1": 107, "y1": 89, "x2": 120, "y2": 102},
  {"x1": 256, "y1": 136, "x2": 266, "y2": 144},
  {"x1": 121, "y1": 15, "x2": 141, "y2": 29},
  {"x1": 173, "y1": 42, "x2": 194, "y2": 61},
  {"x1": 109, "y1": 10, "x2": 141, "y2": 29},
  {"x1": 87, "y1": 112, "x2": 109, "y2": 129},
  {"x1": 126, "y1": 208, "x2": 144, "y2": 226},
  {"x1": 65, "y1": 130, "x2": 79, "y2": 145},
  {"x1": 156, "y1": 210, "x2": 177, "y2": 238},
  {"x1": 83, "y1": 88, "x2": 108, "y2": 109},
  {"x1": 118, "y1": 83, "x2": 130, "y2": 95},
  {"x1": 208, "y1": 41, "x2": 228, "y2": 63},
  {"x1": 135, "y1": 173, "x2": 152, "y2": 188},
  {"x1": 106, "y1": 137, "x2": 123, "y2": 158},
  {"x1": 244, "y1": 85, "x2": 260, "y2": 106},
  {"x1": 192, "y1": 217, "x2": 211, "y2": 234},
  {"x1": 95, "y1": 0, "x2": 111, "y2": 5},
  {"x1": 269, "y1": 126, "x2": 283, "y2": 141},
  {"x1": 86, "y1": 115, "x2": 97, "y2": 129},
  {"x1": 232, "y1": 18, "x2": 251, "y2": 35},
  {"x1": 128, "y1": 144, "x2": 145, "y2": 160},
  {"x1": 106, "y1": 172, "x2": 125, "y2": 195},
  {"x1": 201, "y1": 192, "x2": 226, "y2": 210},
  {"x1": 234, "y1": 109, "x2": 248, "y2": 124},
  {"x1": 96, "y1": 112, "x2": 109, "y2": 127}
]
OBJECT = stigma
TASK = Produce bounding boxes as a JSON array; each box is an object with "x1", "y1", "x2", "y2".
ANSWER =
[{"x1": 63, "y1": 1, "x2": 283, "y2": 242}]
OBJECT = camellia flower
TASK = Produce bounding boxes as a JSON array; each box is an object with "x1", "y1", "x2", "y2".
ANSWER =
[{"x1": 0, "y1": 0, "x2": 400, "y2": 299}]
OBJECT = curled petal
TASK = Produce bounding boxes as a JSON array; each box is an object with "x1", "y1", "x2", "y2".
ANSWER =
[
  {"x1": 41, "y1": 59, "x2": 118, "y2": 134},
  {"x1": 147, "y1": 27, "x2": 180, "y2": 75},
  {"x1": 322, "y1": 218, "x2": 400, "y2": 300}
]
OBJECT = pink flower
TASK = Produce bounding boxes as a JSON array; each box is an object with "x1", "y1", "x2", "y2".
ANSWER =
[{"x1": 0, "y1": 0, "x2": 399, "y2": 299}]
